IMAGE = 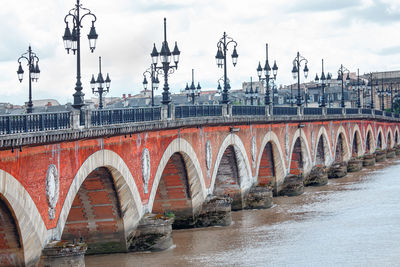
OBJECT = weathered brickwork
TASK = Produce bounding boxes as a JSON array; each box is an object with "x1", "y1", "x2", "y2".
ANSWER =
[
  {"x1": 290, "y1": 139, "x2": 303, "y2": 175},
  {"x1": 0, "y1": 198, "x2": 23, "y2": 266},
  {"x1": 335, "y1": 134, "x2": 345, "y2": 162},
  {"x1": 61, "y1": 167, "x2": 125, "y2": 254},
  {"x1": 258, "y1": 142, "x2": 275, "y2": 186},
  {"x1": 316, "y1": 137, "x2": 325, "y2": 166}
]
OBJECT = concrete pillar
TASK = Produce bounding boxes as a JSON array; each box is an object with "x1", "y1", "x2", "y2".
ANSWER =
[{"x1": 70, "y1": 109, "x2": 82, "y2": 130}]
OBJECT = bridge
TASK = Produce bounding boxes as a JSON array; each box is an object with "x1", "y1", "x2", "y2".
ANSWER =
[{"x1": 0, "y1": 104, "x2": 399, "y2": 265}]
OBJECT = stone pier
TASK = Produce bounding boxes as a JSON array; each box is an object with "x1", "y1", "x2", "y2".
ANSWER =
[
  {"x1": 328, "y1": 162, "x2": 348, "y2": 178},
  {"x1": 39, "y1": 241, "x2": 87, "y2": 267},
  {"x1": 304, "y1": 166, "x2": 328, "y2": 186}
]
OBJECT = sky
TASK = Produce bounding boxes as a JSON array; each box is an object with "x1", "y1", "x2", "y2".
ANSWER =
[{"x1": 1, "y1": 0, "x2": 400, "y2": 105}]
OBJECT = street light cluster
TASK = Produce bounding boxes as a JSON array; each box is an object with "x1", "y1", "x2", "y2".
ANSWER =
[{"x1": 13, "y1": 0, "x2": 400, "y2": 113}]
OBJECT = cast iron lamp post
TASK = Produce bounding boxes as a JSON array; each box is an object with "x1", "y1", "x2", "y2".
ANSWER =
[
  {"x1": 150, "y1": 18, "x2": 180, "y2": 105},
  {"x1": 291, "y1": 52, "x2": 309, "y2": 107},
  {"x1": 337, "y1": 64, "x2": 350, "y2": 108},
  {"x1": 356, "y1": 69, "x2": 362, "y2": 108},
  {"x1": 143, "y1": 65, "x2": 160, "y2": 106},
  {"x1": 17, "y1": 45, "x2": 40, "y2": 113},
  {"x1": 62, "y1": 0, "x2": 98, "y2": 110},
  {"x1": 90, "y1": 57, "x2": 110, "y2": 109},
  {"x1": 366, "y1": 73, "x2": 375, "y2": 109},
  {"x1": 245, "y1": 77, "x2": 259, "y2": 106},
  {"x1": 185, "y1": 69, "x2": 201, "y2": 105},
  {"x1": 256, "y1": 43, "x2": 277, "y2": 106},
  {"x1": 314, "y1": 59, "x2": 331, "y2": 107},
  {"x1": 215, "y1": 32, "x2": 238, "y2": 104}
]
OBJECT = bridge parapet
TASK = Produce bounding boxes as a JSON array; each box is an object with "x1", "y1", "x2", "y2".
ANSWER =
[{"x1": 0, "y1": 105, "x2": 399, "y2": 149}]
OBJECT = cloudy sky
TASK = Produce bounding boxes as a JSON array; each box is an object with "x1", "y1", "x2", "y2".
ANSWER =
[{"x1": 1, "y1": 0, "x2": 400, "y2": 105}]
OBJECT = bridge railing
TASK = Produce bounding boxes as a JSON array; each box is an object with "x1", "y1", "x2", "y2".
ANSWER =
[
  {"x1": 232, "y1": 105, "x2": 266, "y2": 116},
  {"x1": 375, "y1": 110, "x2": 383, "y2": 116},
  {"x1": 273, "y1": 106, "x2": 298, "y2": 116},
  {"x1": 345, "y1": 108, "x2": 359, "y2": 115},
  {"x1": 327, "y1": 108, "x2": 343, "y2": 115},
  {"x1": 91, "y1": 107, "x2": 161, "y2": 126},
  {"x1": 303, "y1": 107, "x2": 322, "y2": 115},
  {"x1": 0, "y1": 111, "x2": 71, "y2": 135},
  {"x1": 175, "y1": 105, "x2": 223, "y2": 118},
  {"x1": 362, "y1": 108, "x2": 372, "y2": 115}
]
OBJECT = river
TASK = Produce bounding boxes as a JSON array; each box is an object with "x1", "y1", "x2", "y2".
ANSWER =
[{"x1": 86, "y1": 158, "x2": 400, "y2": 267}]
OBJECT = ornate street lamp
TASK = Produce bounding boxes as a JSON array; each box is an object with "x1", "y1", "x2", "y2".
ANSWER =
[
  {"x1": 17, "y1": 45, "x2": 40, "y2": 113},
  {"x1": 337, "y1": 64, "x2": 350, "y2": 108},
  {"x1": 356, "y1": 69, "x2": 362, "y2": 108},
  {"x1": 257, "y1": 43, "x2": 277, "y2": 106},
  {"x1": 366, "y1": 73, "x2": 375, "y2": 109},
  {"x1": 150, "y1": 18, "x2": 180, "y2": 105},
  {"x1": 143, "y1": 65, "x2": 160, "y2": 106},
  {"x1": 245, "y1": 77, "x2": 259, "y2": 106},
  {"x1": 314, "y1": 59, "x2": 331, "y2": 107},
  {"x1": 291, "y1": 52, "x2": 309, "y2": 106},
  {"x1": 216, "y1": 32, "x2": 238, "y2": 104},
  {"x1": 185, "y1": 69, "x2": 201, "y2": 105},
  {"x1": 90, "y1": 57, "x2": 110, "y2": 109},
  {"x1": 62, "y1": 0, "x2": 98, "y2": 110}
]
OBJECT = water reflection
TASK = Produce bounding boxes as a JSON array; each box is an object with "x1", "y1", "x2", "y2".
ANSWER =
[{"x1": 86, "y1": 159, "x2": 400, "y2": 267}]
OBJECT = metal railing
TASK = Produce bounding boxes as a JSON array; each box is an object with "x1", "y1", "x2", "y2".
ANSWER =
[
  {"x1": 346, "y1": 108, "x2": 359, "y2": 115},
  {"x1": 327, "y1": 108, "x2": 342, "y2": 115},
  {"x1": 175, "y1": 105, "x2": 223, "y2": 119},
  {"x1": 273, "y1": 106, "x2": 297, "y2": 116},
  {"x1": 0, "y1": 111, "x2": 71, "y2": 135},
  {"x1": 91, "y1": 107, "x2": 161, "y2": 126},
  {"x1": 385, "y1": 111, "x2": 392, "y2": 117},
  {"x1": 303, "y1": 107, "x2": 322, "y2": 115},
  {"x1": 375, "y1": 110, "x2": 383, "y2": 116},
  {"x1": 232, "y1": 105, "x2": 266, "y2": 116},
  {"x1": 362, "y1": 109, "x2": 372, "y2": 115}
]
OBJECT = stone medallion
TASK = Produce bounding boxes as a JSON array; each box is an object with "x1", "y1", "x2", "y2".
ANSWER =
[
  {"x1": 206, "y1": 140, "x2": 212, "y2": 173},
  {"x1": 45, "y1": 164, "x2": 59, "y2": 220},
  {"x1": 251, "y1": 136, "x2": 257, "y2": 168},
  {"x1": 141, "y1": 148, "x2": 151, "y2": 194}
]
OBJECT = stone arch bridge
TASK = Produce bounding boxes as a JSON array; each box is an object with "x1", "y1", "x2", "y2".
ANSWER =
[{"x1": 0, "y1": 105, "x2": 399, "y2": 265}]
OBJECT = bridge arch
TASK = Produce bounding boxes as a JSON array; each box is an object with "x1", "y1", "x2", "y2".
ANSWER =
[
  {"x1": 376, "y1": 126, "x2": 386, "y2": 149},
  {"x1": 288, "y1": 128, "x2": 312, "y2": 175},
  {"x1": 56, "y1": 149, "x2": 143, "y2": 252},
  {"x1": 255, "y1": 131, "x2": 287, "y2": 192},
  {"x1": 395, "y1": 127, "x2": 400, "y2": 145},
  {"x1": 365, "y1": 124, "x2": 375, "y2": 153},
  {"x1": 352, "y1": 125, "x2": 363, "y2": 157},
  {"x1": 210, "y1": 134, "x2": 252, "y2": 209},
  {"x1": 314, "y1": 126, "x2": 333, "y2": 166},
  {"x1": 333, "y1": 126, "x2": 351, "y2": 162},
  {"x1": 148, "y1": 138, "x2": 207, "y2": 221},
  {"x1": 387, "y1": 127, "x2": 394, "y2": 149},
  {"x1": 0, "y1": 170, "x2": 46, "y2": 266}
]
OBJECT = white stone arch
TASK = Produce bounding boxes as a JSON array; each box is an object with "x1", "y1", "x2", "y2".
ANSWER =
[
  {"x1": 55, "y1": 149, "x2": 144, "y2": 245},
  {"x1": 255, "y1": 131, "x2": 287, "y2": 190},
  {"x1": 365, "y1": 124, "x2": 376, "y2": 153},
  {"x1": 0, "y1": 170, "x2": 47, "y2": 266},
  {"x1": 352, "y1": 124, "x2": 364, "y2": 157},
  {"x1": 386, "y1": 127, "x2": 394, "y2": 149},
  {"x1": 209, "y1": 134, "x2": 253, "y2": 195},
  {"x1": 148, "y1": 138, "x2": 207, "y2": 215},
  {"x1": 333, "y1": 125, "x2": 351, "y2": 162},
  {"x1": 313, "y1": 126, "x2": 333, "y2": 166},
  {"x1": 288, "y1": 128, "x2": 313, "y2": 175},
  {"x1": 394, "y1": 126, "x2": 400, "y2": 145},
  {"x1": 376, "y1": 126, "x2": 386, "y2": 149}
]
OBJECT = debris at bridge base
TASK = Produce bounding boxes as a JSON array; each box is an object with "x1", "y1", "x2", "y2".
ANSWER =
[
  {"x1": 40, "y1": 241, "x2": 87, "y2": 267},
  {"x1": 304, "y1": 166, "x2": 328, "y2": 186},
  {"x1": 129, "y1": 214, "x2": 174, "y2": 252},
  {"x1": 363, "y1": 154, "x2": 376, "y2": 166},
  {"x1": 386, "y1": 149, "x2": 396, "y2": 158},
  {"x1": 347, "y1": 158, "x2": 363, "y2": 172},
  {"x1": 279, "y1": 174, "x2": 304, "y2": 196},
  {"x1": 194, "y1": 195, "x2": 232, "y2": 227},
  {"x1": 244, "y1": 185, "x2": 273, "y2": 209},
  {"x1": 328, "y1": 162, "x2": 348, "y2": 178},
  {"x1": 375, "y1": 150, "x2": 387, "y2": 162}
]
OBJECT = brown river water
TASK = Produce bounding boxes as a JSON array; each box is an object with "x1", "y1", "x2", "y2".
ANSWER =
[{"x1": 86, "y1": 158, "x2": 400, "y2": 267}]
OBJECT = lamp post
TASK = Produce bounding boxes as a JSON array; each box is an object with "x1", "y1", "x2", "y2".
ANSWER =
[
  {"x1": 291, "y1": 52, "x2": 309, "y2": 107},
  {"x1": 257, "y1": 43, "x2": 277, "y2": 106},
  {"x1": 185, "y1": 69, "x2": 201, "y2": 105},
  {"x1": 390, "y1": 83, "x2": 394, "y2": 112},
  {"x1": 337, "y1": 64, "x2": 350, "y2": 108},
  {"x1": 17, "y1": 45, "x2": 40, "y2": 113},
  {"x1": 366, "y1": 73, "x2": 375, "y2": 109},
  {"x1": 377, "y1": 83, "x2": 386, "y2": 111},
  {"x1": 143, "y1": 65, "x2": 160, "y2": 106},
  {"x1": 245, "y1": 77, "x2": 259, "y2": 106},
  {"x1": 62, "y1": 0, "x2": 98, "y2": 110},
  {"x1": 314, "y1": 59, "x2": 331, "y2": 107},
  {"x1": 290, "y1": 84, "x2": 294, "y2": 107},
  {"x1": 215, "y1": 32, "x2": 238, "y2": 104},
  {"x1": 150, "y1": 18, "x2": 180, "y2": 106},
  {"x1": 356, "y1": 69, "x2": 362, "y2": 108},
  {"x1": 90, "y1": 57, "x2": 110, "y2": 109}
]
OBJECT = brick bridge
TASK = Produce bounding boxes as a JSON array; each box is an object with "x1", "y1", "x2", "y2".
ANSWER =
[{"x1": 0, "y1": 105, "x2": 399, "y2": 265}]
